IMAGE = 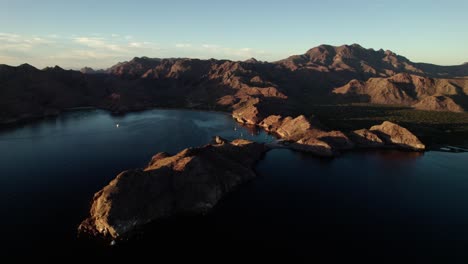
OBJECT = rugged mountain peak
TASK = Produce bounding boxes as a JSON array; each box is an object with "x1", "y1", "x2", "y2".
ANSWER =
[
  {"x1": 129, "y1": 56, "x2": 160, "y2": 63},
  {"x1": 384, "y1": 50, "x2": 395, "y2": 56},
  {"x1": 350, "y1": 43, "x2": 364, "y2": 48},
  {"x1": 244, "y1": 57, "x2": 258, "y2": 63},
  {"x1": 80, "y1": 67, "x2": 107, "y2": 74},
  {"x1": 42, "y1": 65, "x2": 66, "y2": 73},
  {"x1": 80, "y1": 67, "x2": 94, "y2": 73},
  {"x1": 18, "y1": 63, "x2": 38, "y2": 71},
  {"x1": 278, "y1": 44, "x2": 423, "y2": 77}
]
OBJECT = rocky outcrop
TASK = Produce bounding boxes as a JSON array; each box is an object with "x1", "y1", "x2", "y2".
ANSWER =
[
  {"x1": 232, "y1": 101, "x2": 263, "y2": 125},
  {"x1": 276, "y1": 115, "x2": 312, "y2": 140},
  {"x1": 370, "y1": 121, "x2": 425, "y2": 150},
  {"x1": 315, "y1": 130, "x2": 355, "y2": 150},
  {"x1": 413, "y1": 95, "x2": 464, "y2": 112},
  {"x1": 349, "y1": 129, "x2": 385, "y2": 148},
  {"x1": 78, "y1": 137, "x2": 268, "y2": 239},
  {"x1": 258, "y1": 115, "x2": 283, "y2": 132},
  {"x1": 290, "y1": 137, "x2": 334, "y2": 157},
  {"x1": 233, "y1": 108, "x2": 423, "y2": 155},
  {"x1": 255, "y1": 114, "x2": 353, "y2": 156}
]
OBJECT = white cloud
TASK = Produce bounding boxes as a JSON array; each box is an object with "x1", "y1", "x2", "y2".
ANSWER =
[
  {"x1": 194, "y1": 44, "x2": 266, "y2": 60},
  {"x1": 176, "y1": 43, "x2": 192, "y2": 48},
  {"x1": 0, "y1": 43, "x2": 32, "y2": 51},
  {"x1": 128, "y1": 42, "x2": 142, "y2": 48},
  {"x1": 50, "y1": 50, "x2": 123, "y2": 60},
  {"x1": 74, "y1": 37, "x2": 126, "y2": 52},
  {"x1": 0, "y1": 33, "x2": 55, "y2": 51},
  {"x1": 202, "y1": 44, "x2": 220, "y2": 49},
  {"x1": 0, "y1": 54, "x2": 21, "y2": 63},
  {"x1": 28, "y1": 37, "x2": 55, "y2": 44},
  {"x1": 0, "y1": 33, "x2": 21, "y2": 42},
  {"x1": 0, "y1": 32, "x2": 276, "y2": 68}
]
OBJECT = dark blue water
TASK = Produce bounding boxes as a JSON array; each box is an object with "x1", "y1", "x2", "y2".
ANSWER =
[{"x1": 0, "y1": 109, "x2": 467, "y2": 261}]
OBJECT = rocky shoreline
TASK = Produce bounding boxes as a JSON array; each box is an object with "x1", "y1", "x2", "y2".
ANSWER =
[{"x1": 232, "y1": 102, "x2": 425, "y2": 156}]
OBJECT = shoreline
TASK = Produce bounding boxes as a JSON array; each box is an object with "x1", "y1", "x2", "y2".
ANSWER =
[{"x1": 1, "y1": 105, "x2": 467, "y2": 150}]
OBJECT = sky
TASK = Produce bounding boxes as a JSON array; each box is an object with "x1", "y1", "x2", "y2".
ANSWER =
[{"x1": 0, "y1": 0, "x2": 467, "y2": 69}]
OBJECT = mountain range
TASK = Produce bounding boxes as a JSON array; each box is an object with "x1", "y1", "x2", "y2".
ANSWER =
[{"x1": 1, "y1": 43, "x2": 467, "y2": 124}]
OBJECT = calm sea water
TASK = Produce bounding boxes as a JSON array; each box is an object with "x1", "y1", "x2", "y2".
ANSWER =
[{"x1": 0, "y1": 109, "x2": 467, "y2": 261}]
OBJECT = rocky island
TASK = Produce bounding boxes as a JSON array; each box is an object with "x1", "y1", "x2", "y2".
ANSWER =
[{"x1": 78, "y1": 137, "x2": 268, "y2": 239}]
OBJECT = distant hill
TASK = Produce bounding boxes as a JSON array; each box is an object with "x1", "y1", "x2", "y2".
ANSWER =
[
  {"x1": 333, "y1": 73, "x2": 468, "y2": 111},
  {"x1": 1, "y1": 44, "x2": 467, "y2": 124},
  {"x1": 79, "y1": 67, "x2": 107, "y2": 74},
  {"x1": 276, "y1": 44, "x2": 468, "y2": 78}
]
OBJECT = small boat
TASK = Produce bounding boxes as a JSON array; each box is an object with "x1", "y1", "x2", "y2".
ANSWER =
[{"x1": 116, "y1": 124, "x2": 120, "y2": 128}]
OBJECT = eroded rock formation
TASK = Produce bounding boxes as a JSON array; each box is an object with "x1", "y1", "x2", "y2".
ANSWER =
[
  {"x1": 370, "y1": 121, "x2": 426, "y2": 151},
  {"x1": 349, "y1": 129, "x2": 385, "y2": 148}
]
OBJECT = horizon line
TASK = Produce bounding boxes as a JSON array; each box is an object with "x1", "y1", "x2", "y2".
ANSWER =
[{"x1": 2, "y1": 43, "x2": 467, "y2": 70}]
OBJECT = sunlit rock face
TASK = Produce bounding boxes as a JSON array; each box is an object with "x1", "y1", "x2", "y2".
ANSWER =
[{"x1": 370, "y1": 121, "x2": 425, "y2": 151}]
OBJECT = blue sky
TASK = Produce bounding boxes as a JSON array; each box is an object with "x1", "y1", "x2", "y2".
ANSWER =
[{"x1": 0, "y1": 0, "x2": 467, "y2": 68}]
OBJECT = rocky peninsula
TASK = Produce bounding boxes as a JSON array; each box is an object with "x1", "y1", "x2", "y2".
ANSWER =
[{"x1": 233, "y1": 100, "x2": 425, "y2": 156}]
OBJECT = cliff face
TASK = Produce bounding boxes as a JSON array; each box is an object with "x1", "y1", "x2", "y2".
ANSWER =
[{"x1": 78, "y1": 137, "x2": 268, "y2": 239}]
